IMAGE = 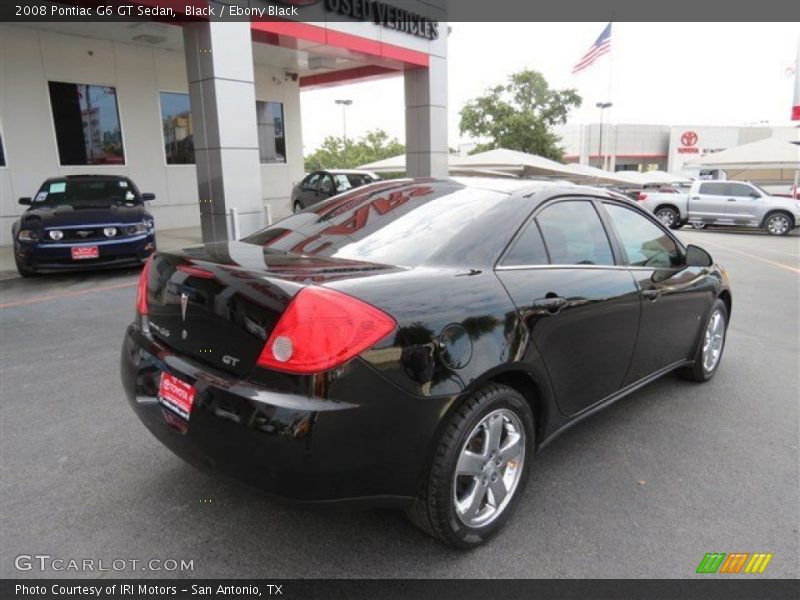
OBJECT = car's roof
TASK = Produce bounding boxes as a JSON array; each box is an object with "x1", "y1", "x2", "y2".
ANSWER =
[
  {"x1": 45, "y1": 174, "x2": 130, "y2": 182},
  {"x1": 325, "y1": 169, "x2": 378, "y2": 176}
]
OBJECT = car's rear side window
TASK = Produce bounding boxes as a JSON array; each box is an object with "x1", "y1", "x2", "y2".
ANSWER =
[
  {"x1": 698, "y1": 182, "x2": 727, "y2": 195},
  {"x1": 501, "y1": 220, "x2": 549, "y2": 266},
  {"x1": 536, "y1": 200, "x2": 614, "y2": 266}
]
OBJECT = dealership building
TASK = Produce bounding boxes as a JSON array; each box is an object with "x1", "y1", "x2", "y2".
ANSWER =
[
  {"x1": 557, "y1": 123, "x2": 794, "y2": 175},
  {"x1": 0, "y1": 3, "x2": 447, "y2": 246}
]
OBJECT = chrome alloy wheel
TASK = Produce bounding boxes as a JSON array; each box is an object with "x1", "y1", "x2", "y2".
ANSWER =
[
  {"x1": 453, "y1": 409, "x2": 525, "y2": 528},
  {"x1": 767, "y1": 214, "x2": 790, "y2": 235},
  {"x1": 702, "y1": 309, "x2": 726, "y2": 372}
]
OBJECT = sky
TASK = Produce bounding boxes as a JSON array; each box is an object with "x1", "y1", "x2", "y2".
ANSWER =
[{"x1": 299, "y1": 22, "x2": 800, "y2": 154}]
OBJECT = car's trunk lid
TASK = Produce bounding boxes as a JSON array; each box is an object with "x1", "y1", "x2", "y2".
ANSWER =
[{"x1": 144, "y1": 241, "x2": 395, "y2": 377}]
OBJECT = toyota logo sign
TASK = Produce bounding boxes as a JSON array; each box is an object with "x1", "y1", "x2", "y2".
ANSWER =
[{"x1": 681, "y1": 131, "x2": 699, "y2": 147}]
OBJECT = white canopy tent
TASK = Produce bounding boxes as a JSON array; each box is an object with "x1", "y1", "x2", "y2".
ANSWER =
[
  {"x1": 356, "y1": 148, "x2": 691, "y2": 187},
  {"x1": 685, "y1": 135, "x2": 800, "y2": 185}
]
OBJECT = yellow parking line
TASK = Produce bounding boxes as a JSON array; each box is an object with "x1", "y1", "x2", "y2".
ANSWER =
[{"x1": 700, "y1": 239, "x2": 800, "y2": 275}]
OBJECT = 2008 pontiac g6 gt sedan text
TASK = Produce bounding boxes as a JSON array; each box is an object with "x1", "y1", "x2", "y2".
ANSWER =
[{"x1": 121, "y1": 178, "x2": 732, "y2": 548}]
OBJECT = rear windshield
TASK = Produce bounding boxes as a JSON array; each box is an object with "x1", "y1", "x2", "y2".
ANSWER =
[
  {"x1": 244, "y1": 181, "x2": 508, "y2": 267},
  {"x1": 34, "y1": 179, "x2": 140, "y2": 206}
]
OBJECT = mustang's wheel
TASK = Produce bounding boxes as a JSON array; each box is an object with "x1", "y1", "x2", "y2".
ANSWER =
[
  {"x1": 765, "y1": 213, "x2": 792, "y2": 236},
  {"x1": 678, "y1": 298, "x2": 728, "y2": 382},
  {"x1": 407, "y1": 383, "x2": 534, "y2": 548},
  {"x1": 655, "y1": 207, "x2": 681, "y2": 229}
]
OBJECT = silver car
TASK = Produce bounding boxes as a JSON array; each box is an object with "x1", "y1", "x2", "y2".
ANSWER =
[{"x1": 639, "y1": 180, "x2": 800, "y2": 236}]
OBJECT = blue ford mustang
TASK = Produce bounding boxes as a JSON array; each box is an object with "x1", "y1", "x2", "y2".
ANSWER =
[{"x1": 12, "y1": 175, "x2": 156, "y2": 276}]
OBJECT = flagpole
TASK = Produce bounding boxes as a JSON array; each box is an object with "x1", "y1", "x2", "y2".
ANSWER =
[{"x1": 605, "y1": 22, "x2": 614, "y2": 171}]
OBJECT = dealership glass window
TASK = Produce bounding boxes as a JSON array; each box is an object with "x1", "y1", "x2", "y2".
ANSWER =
[
  {"x1": 536, "y1": 201, "x2": 614, "y2": 266},
  {"x1": 160, "y1": 92, "x2": 195, "y2": 165},
  {"x1": 48, "y1": 81, "x2": 125, "y2": 165},
  {"x1": 256, "y1": 101, "x2": 286, "y2": 164},
  {"x1": 604, "y1": 203, "x2": 681, "y2": 268}
]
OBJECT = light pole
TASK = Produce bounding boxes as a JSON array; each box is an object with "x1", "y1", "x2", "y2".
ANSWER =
[
  {"x1": 335, "y1": 99, "x2": 353, "y2": 166},
  {"x1": 595, "y1": 101, "x2": 612, "y2": 170}
]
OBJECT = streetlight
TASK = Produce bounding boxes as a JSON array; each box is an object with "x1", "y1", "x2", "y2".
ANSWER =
[
  {"x1": 335, "y1": 99, "x2": 353, "y2": 165},
  {"x1": 595, "y1": 101, "x2": 612, "y2": 170}
]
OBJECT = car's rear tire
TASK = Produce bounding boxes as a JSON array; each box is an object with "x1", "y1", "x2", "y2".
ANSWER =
[
  {"x1": 655, "y1": 207, "x2": 681, "y2": 229},
  {"x1": 764, "y1": 212, "x2": 793, "y2": 236},
  {"x1": 293, "y1": 201, "x2": 303, "y2": 213},
  {"x1": 406, "y1": 383, "x2": 534, "y2": 549},
  {"x1": 677, "y1": 299, "x2": 728, "y2": 382}
]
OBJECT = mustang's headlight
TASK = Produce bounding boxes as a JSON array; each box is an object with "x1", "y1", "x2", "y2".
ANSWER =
[
  {"x1": 18, "y1": 229, "x2": 41, "y2": 242},
  {"x1": 123, "y1": 223, "x2": 147, "y2": 236},
  {"x1": 49, "y1": 230, "x2": 64, "y2": 241},
  {"x1": 103, "y1": 227, "x2": 118, "y2": 238}
]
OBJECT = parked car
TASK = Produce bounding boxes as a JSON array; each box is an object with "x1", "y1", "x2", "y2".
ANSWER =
[
  {"x1": 638, "y1": 179, "x2": 800, "y2": 235},
  {"x1": 12, "y1": 175, "x2": 156, "y2": 276},
  {"x1": 291, "y1": 170, "x2": 380, "y2": 212},
  {"x1": 122, "y1": 178, "x2": 731, "y2": 548}
]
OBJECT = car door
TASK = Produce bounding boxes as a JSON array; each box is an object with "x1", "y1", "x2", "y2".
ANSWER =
[
  {"x1": 600, "y1": 201, "x2": 715, "y2": 384},
  {"x1": 724, "y1": 182, "x2": 764, "y2": 225},
  {"x1": 496, "y1": 198, "x2": 640, "y2": 416},
  {"x1": 689, "y1": 181, "x2": 729, "y2": 223}
]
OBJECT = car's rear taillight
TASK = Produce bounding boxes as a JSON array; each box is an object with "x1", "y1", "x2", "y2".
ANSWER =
[
  {"x1": 637, "y1": 192, "x2": 648, "y2": 202},
  {"x1": 256, "y1": 286, "x2": 396, "y2": 374},
  {"x1": 136, "y1": 256, "x2": 153, "y2": 316}
]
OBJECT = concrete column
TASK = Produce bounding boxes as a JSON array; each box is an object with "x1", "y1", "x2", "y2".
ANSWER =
[
  {"x1": 183, "y1": 20, "x2": 264, "y2": 243},
  {"x1": 405, "y1": 43, "x2": 448, "y2": 178}
]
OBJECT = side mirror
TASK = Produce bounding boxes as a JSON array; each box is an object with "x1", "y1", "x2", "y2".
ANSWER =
[
  {"x1": 749, "y1": 191, "x2": 760, "y2": 199},
  {"x1": 141, "y1": 193, "x2": 156, "y2": 201},
  {"x1": 18, "y1": 197, "x2": 31, "y2": 206},
  {"x1": 685, "y1": 244, "x2": 713, "y2": 268}
]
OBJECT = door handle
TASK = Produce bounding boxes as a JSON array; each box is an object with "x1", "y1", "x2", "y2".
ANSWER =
[
  {"x1": 691, "y1": 196, "x2": 700, "y2": 200},
  {"x1": 727, "y1": 198, "x2": 736, "y2": 202},
  {"x1": 641, "y1": 289, "x2": 661, "y2": 301},
  {"x1": 533, "y1": 295, "x2": 566, "y2": 313}
]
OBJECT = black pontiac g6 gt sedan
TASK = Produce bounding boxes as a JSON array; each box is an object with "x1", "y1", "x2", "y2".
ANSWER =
[{"x1": 121, "y1": 178, "x2": 731, "y2": 548}]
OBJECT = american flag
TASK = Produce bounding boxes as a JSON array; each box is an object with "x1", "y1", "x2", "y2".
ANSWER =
[{"x1": 572, "y1": 23, "x2": 612, "y2": 74}]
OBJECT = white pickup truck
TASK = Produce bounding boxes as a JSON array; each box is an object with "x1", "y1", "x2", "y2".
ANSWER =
[{"x1": 638, "y1": 180, "x2": 800, "y2": 236}]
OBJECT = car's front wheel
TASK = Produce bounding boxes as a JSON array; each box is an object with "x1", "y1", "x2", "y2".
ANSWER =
[
  {"x1": 293, "y1": 201, "x2": 303, "y2": 213},
  {"x1": 14, "y1": 256, "x2": 36, "y2": 278},
  {"x1": 764, "y1": 212, "x2": 792, "y2": 236},
  {"x1": 407, "y1": 383, "x2": 534, "y2": 548},
  {"x1": 678, "y1": 298, "x2": 728, "y2": 382}
]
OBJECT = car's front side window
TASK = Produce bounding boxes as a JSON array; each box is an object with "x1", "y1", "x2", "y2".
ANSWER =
[
  {"x1": 536, "y1": 200, "x2": 614, "y2": 266},
  {"x1": 729, "y1": 183, "x2": 757, "y2": 198},
  {"x1": 604, "y1": 203, "x2": 682, "y2": 268}
]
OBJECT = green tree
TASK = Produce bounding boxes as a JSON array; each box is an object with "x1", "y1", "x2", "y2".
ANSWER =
[
  {"x1": 304, "y1": 129, "x2": 404, "y2": 171},
  {"x1": 459, "y1": 69, "x2": 582, "y2": 161}
]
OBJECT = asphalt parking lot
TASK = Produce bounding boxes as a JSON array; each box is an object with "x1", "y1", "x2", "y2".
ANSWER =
[{"x1": 0, "y1": 227, "x2": 798, "y2": 579}]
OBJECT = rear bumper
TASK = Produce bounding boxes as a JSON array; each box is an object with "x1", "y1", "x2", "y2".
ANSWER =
[
  {"x1": 120, "y1": 324, "x2": 451, "y2": 507},
  {"x1": 16, "y1": 235, "x2": 155, "y2": 272}
]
